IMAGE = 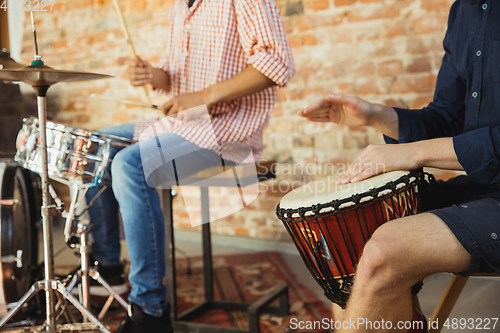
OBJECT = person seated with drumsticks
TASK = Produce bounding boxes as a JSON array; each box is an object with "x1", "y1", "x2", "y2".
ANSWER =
[
  {"x1": 85, "y1": 0, "x2": 294, "y2": 332},
  {"x1": 298, "y1": 1, "x2": 499, "y2": 332}
]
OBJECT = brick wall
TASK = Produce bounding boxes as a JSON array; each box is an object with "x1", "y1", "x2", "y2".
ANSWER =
[{"x1": 18, "y1": 0, "x2": 456, "y2": 240}]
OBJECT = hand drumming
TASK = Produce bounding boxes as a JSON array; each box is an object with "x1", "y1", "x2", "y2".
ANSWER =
[{"x1": 298, "y1": 93, "x2": 375, "y2": 127}]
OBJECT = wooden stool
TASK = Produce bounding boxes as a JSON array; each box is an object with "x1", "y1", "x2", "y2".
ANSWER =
[
  {"x1": 161, "y1": 160, "x2": 289, "y2": 333},
  {"x1": 429, "y1": 273, "x2": 500, "y2": 333}
]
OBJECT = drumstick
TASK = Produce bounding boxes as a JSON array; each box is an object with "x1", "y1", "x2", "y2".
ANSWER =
[
  {"x1": 92, "y1": 94, "x2": 159, "y2": 109},
  {"x1": 90, "y1": 94, "x2": 212, "y2": 119},
  {"x1": 111, "y1": 0, "x2": 149, "y2": 96}
]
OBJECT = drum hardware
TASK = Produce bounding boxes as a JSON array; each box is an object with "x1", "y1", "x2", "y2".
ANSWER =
[
  {"x1": 0, "y1": 49, "x2": 25, "y2": 69},
  {"x1": 16, "y1": 117, "x2": 133, "y2": 188},
  {"x1": 63, "y1": 220, "x2": 128, "y2": 321},
  {"x1": 47, "y1": 185, "x2": 65, "y2": 217},
  {"x1": 0, "y1": 161, "x2": 41, "y2": 319},
  {"x1": 0, "y1": 12, "x2": 114, "y2": 333},
  {"x1": 0, "y1": 199, "x2": 19, "y2": 206},
  {"x1": 0, "y1": 251, "x2": 24, "y2": 268},
  {"x1": 15, "y1": 114, "x2": 129, "y2": 310}
]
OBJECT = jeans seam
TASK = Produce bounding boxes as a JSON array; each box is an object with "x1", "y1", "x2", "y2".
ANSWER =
[{"x1": 138, "y1": 167, "x2": 163, "y2": 316}]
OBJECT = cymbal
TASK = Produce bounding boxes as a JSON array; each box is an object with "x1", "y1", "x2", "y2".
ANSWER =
[
  {"x1": 0, "y1": 54, "x2": 25, "y2": 69},
  {"x1": 0, "y1": 64, "x2": 113, "y2": 86}
]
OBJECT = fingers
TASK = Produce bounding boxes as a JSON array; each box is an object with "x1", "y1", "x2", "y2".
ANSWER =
[
  {"x1": 127, "y1": 69, "x2": 153, "y2": 86},
  {"x1": 162, "y1": 99, "x2": 184, "y2": 117},
  {"x1": 298, "y1": 95, "x2": 334, "y2": 117},
  {"x1": 303, "y1": 116, "x2": 331, "y2": 122},
  {"x1": 337, "y1": 145, "x2": 387, "y2": 184},
  {"x1": 126, "y1": 57, "x2": 153, "y2": 86},
  {"x1": 338, "y1": 164, "x2": 375, "y2": 185},
  {"x1": 162, "y1": 99, "x2": 174, "y2": 115}
]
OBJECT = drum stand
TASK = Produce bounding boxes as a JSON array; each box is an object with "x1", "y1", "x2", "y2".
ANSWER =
[
  {"x1": 60, "y1": 184, "x2": 128, "y2": 319},
  {"x1": 0, "y1": 14, "x2": 125, "y2": 332},
  {"x1": 0, "y1": 83, "x2": 112, "y2": 332}
]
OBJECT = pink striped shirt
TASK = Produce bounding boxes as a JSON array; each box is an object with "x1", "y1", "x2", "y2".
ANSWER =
[{"x1": 133, "y1": 0, "x2": 295, "y2": 163}]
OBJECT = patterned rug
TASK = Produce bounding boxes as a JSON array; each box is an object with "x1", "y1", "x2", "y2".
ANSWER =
[{"x1": 61, "y1": 252, "x2": 331, "y2": 332}]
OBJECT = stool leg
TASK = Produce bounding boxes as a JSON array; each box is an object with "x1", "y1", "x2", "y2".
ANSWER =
[
  {"x1": 201, "y1": 186, "x2": 214, "y2": 301},
  {"x1": 163, "y1": 190, "x2": 178, "y2": 321},
  {"x1": 429, "y1": 275, "x2": 469, "y2": 333}
]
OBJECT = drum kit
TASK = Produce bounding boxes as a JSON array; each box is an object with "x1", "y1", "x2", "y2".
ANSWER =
[{"x1": 0, "y1": 12, "x2": 130, "y2": 333}]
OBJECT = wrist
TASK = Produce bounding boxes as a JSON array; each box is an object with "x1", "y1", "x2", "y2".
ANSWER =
[
  {"x1": 366, "y1": 103, "x2": 383, "y2": 128},
  {"x1": 151, "y1": 68, "x2": 170, "y2": 91},
  {"x1": 368, "y1": 104, "x2": 399, "y2": 140},
  {"x1": 409, "y1": 141, "x2": 425, "y2": 169},
  {"x1": 203, "y1": 85, "x2": 221, "y2": 107}
]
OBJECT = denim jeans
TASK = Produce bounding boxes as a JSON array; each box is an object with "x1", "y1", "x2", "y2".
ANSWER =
[{"x1": 86, "y1": 123, "x2": 226, "y2": 316}]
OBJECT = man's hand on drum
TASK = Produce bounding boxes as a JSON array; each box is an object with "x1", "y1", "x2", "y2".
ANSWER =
[{"x1": 337, "y1": 143, "x2": 421, "y2": 184}]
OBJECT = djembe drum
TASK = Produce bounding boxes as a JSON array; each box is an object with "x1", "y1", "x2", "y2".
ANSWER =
[{"x1": 276, "y1": 170, "x2": 424, "y2": 308}]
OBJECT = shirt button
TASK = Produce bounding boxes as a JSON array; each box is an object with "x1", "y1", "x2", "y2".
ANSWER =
[
  {"x1": 185, "y1": 24, "x2": 191, "y2": 30},
  {"x1": 476, "y1": 50, "x2": 482, "y2": 56},
  {"x1": 472, "y1": 91, "x2": 478, "y2": 98},
  {"x1": 181, "y1": 77, "x2": 187, "y2": 84},
  {"x1": 482, "y1": 3, "x2": 487, "y2": 9}
]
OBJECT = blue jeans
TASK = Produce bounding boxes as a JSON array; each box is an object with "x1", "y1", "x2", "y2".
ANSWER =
[{"x1": 87, "y1": 123, "x2": 226, "y2": 316}]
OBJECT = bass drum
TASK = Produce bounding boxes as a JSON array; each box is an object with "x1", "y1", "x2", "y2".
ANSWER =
[{"x1": 0, "y1": 160, "x2": 40, "y2": 316}]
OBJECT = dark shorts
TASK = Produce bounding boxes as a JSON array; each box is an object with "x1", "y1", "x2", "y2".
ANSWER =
[{"x1": 423, "y1": 176, "x2": 500, "y2": 276}]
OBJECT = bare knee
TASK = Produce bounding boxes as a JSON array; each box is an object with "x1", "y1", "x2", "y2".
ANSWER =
[{"x1": 355, "y1": 225, "x2": 418, "y2": 293}]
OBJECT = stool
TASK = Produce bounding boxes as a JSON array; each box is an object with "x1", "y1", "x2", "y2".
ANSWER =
[
  {"x1": 429, "y1": 273, "x2": 500, "y2": 333},
  {"x1": 161, "y1": 160, "x2": 289, "y2": 333}
]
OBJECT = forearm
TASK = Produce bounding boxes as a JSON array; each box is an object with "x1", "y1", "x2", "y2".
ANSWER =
[
  {"x1": 369, "y1": 104, "x2": 399, "y2": 140},
  {"x1": 203, "y1": 65, "x2": 276, "y2": 106},
  {"x1": 151, "y1": 68, "x2": 171, "y2": 92},
  {"x1": 412, "y1": 137, "x2": 463, "y2": 170}
]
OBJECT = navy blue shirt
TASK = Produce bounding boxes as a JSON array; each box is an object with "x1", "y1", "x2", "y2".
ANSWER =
[{"x1": 385, "y1": 0, "x2": 500, "y2": 199}]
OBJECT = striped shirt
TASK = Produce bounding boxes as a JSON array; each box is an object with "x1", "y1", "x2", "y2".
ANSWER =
[{"x1": 133, "y1": 0, "x2": 295, "y2": 163}]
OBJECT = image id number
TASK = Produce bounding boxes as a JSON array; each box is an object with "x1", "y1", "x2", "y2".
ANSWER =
[
  {"x1": 443, "y1": 318, "x2": 498, "y2": 330},
  {"x1": 1, "y1": 0, "x2": 56, "y2": 11}
]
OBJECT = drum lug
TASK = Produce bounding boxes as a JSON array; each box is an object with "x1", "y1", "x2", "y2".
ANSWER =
[
  {"x1": 0, "y1": 250, "x2": 24, "y2": 268},
  {"x1": 0, "y1": 199, "x2": 19, "y2": 206}
]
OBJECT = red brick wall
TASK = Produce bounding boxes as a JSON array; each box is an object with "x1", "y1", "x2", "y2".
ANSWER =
[{"x1": 19, "y1": 0, "x2": 456, "y2": 239}]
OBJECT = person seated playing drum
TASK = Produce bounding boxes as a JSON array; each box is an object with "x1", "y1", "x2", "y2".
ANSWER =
[
  {"x1": 298, "y1": 1, "x2": 499, "y2": 332},
  {"x1": 85, "y1": 0, "x2": 294, "y2": 332}
]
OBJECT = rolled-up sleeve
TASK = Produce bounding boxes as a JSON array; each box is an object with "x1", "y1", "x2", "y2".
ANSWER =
[
  {"x1": 235, "y1": 0, "x2": 295, "y2": 87},
  {"x1": 454, "y1": 127, "x2": 500, "y2": 186}
]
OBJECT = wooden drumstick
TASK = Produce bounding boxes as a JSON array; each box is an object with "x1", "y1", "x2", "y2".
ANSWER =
[
  {"x1": 111, "y1": 0, "x2": 149, "y2": 96},
  {"x1": 91, "y1": 94, "x2": 212, "y2": 119}
]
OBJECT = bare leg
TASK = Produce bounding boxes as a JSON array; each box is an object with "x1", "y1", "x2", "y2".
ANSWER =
[
  {"x1": 332, "y1": 303, "x2": 344, "y2": 331},
  {"x1": 337, "y1": 213, "x2": 470, "y2": 333}
]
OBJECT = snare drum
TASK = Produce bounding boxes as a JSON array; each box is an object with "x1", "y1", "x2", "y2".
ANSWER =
[
  {"x1": 276, "y1": 170, "x2": 423, "y2": 308},
  {"x1": 15, "y1": 118, "x2": 132, "y2": 187}
]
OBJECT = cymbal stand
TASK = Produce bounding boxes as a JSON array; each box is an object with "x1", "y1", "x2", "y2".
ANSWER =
[{"x1": 0, "y1": 12, "x2": 111, "y2": 333}]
